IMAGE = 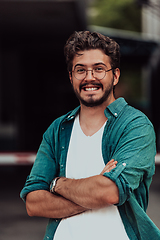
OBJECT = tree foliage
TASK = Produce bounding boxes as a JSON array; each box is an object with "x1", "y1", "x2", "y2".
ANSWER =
[{"x1": 88, "y1": 0, "x2": 141, "y2": 32}]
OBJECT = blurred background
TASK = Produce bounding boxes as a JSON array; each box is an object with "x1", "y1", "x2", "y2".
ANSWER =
[{"x1": 0, "y1": 0, "x2": 160, "y2": 239}]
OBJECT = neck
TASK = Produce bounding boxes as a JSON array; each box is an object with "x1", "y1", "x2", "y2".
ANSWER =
[
  {"x1": 79, "y1": 95, "x2": 116, "y2": 136},
  {"x1": 79, "y1": 104, "x2": 108, "y2": 136}
]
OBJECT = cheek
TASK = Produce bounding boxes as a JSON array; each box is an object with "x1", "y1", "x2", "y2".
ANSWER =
[{"x1": 71, "y1": 80, "x2": 80, "y2": 91}]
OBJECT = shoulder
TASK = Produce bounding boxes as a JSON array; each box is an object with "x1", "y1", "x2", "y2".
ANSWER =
[
  {"x1": 106, "y1": 98, "x2": 155, "y2": 141},
  {"x1": 44, "y1": 106, "x2": 80, "y2": 137},
  {"x1": 116, "y1": 103, "x2": 156, "y2": 147},
  {"x1": 122, "y1": 104, "x2": 153, "y2": 128},
  {"x1": 112, "y1": 98, "x2": 153, "y2": 127}
]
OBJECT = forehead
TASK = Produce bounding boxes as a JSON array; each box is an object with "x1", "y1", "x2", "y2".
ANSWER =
[{"x1": 72, "y1": 49, "x2": 111, "y2": 68}]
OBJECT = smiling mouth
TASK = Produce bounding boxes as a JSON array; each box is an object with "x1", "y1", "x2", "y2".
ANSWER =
[
  {"x1": 84, "y1": 87, "x2": 100, "y2": 91},
  {"x1": 80, "y1": 82, "x2": 103, "y2": 92}
]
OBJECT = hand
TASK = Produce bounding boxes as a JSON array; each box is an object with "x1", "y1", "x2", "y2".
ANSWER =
[{"x1": 100, "y1": 159, "x2": 117, "y2": 175}]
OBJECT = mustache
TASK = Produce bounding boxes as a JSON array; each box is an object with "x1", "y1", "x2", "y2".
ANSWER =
[{"x1": 80, "y1": 82, "x2": 103, "y2": 90}]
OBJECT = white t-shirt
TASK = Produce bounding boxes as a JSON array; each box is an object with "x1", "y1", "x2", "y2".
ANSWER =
[{"x1": 54, "y1": 115, "x2": 129, "y2": 240}]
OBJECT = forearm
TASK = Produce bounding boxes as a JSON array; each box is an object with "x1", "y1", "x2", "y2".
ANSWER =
[
  {"x1": 55, "y1": 175, "x2": 119, "y2": 209},
  {"x1": 26, "y1": 190, "x2": 88, "y2": 219}
]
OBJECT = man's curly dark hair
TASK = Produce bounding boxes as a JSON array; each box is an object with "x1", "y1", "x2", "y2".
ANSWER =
[{"x1": 64, "y1": 31, "x2": 120, "y2": 74}]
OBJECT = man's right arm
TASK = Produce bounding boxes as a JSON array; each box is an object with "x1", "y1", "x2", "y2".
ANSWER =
[
  {"x1": 26, "y1": 159, "x2": 117, "y2": 219},
  {"x1": 26, "y1": 190, "x2": 88, "y2": 219}
]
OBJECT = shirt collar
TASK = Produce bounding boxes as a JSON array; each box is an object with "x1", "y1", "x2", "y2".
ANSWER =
[
  {"x1": 65, "y1": 97, "x2": 127, "y2": 121},
  {"x1": 66, "y1": 106, "x2": 80, "y2": 121},
  {"x1": 104, "y1": 97, "x2": 128, "y2": 118}
]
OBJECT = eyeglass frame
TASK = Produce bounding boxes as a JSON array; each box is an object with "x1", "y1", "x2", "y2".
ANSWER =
[{"x1": 70, "y1": 65, "x2": 115, "y2": 81}]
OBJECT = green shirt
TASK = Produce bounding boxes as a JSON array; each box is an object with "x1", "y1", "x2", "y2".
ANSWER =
[{"x1": 20, "y1": 98, "x2": 160, "y2": 240}]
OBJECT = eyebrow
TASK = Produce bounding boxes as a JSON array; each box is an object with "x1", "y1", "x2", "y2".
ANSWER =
[{"x1": 74, "y1": 62, "x2": 107, "y2": 69}]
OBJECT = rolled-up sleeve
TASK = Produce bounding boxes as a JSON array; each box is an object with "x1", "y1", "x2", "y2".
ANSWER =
[
  {"x1": 103, "y1": 119, "x2": 156, "y2": 206},
  {"x1": 103, "y1": 162, "x2": 131, "y2": 206},
  {"x1": 20, "y1": 127, "x2": 58, "y2": 202}
]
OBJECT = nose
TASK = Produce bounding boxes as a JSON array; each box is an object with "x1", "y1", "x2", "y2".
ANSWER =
[{"x1": 85, "y1": 70, "x2": 95, "y2": 80}]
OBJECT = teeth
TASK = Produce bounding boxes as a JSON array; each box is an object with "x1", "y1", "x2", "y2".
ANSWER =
[{"x1": 85, "y1": 87, "x2": 98, "y2": 91}]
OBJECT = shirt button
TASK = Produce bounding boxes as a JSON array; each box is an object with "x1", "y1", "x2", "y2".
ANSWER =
[
  {"x1": 62, "y1": 146, "x2": 64, "y2": 149},
  {"x1": 114, "y1": 113, "x2": 117, "y2": 116},
  {"x1": 61, "y1": 165, "x2": 63, "y2": 167},
  {"x1": 62, "y1": 127, "x2": 64, "y2": 130},
  {"x1": 122, "y1": 163, "x2": 126, "y2": 166}
]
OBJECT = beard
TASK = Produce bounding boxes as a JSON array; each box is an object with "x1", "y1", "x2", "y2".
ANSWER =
[{"x1": 72, "y1": 78, "x2": 114, "y2": 107}]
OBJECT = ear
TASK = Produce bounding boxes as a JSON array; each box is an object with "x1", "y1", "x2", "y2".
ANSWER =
[
  {"x1": 113, "y1": 68, "x2": 120, "y2": 86},
  {"x1": 69, "y1": 72, "x2": 73, "y2": 84}
]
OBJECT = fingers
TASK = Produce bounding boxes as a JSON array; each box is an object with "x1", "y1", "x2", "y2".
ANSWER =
[
  {"x1": 100, "y1": 159, "x2": 117, "y2": 175},
  {"x1": 106, "y1": 160, "x2": 117, "y2": 172}
]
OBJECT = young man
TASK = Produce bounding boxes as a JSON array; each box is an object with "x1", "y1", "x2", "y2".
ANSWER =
[{"x1": 20, "y1": 31, "x2": 160, "y2": 240}]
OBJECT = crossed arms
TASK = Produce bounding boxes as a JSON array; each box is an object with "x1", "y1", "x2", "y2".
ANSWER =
[{"x1": 26, "y1": 159, "x2": 119, "y2": 219}]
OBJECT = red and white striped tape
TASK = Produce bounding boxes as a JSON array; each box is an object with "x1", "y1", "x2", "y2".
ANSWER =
[
  {"x1": 155, "y1": 154, "x2": 160, "y2": 164},
  {"x1": 0, "y1": 152, "x2": 160, "y2": 165},
  {"x1": 0, "y1": 152, "x2": 36, "y2": 165}
]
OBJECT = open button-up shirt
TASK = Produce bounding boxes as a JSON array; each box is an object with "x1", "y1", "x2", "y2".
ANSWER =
[{"x1": 20, "y1": 98, "x2": 160, "y2": 240}]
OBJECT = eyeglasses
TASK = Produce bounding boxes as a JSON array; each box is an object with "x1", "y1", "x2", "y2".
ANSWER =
[{"x1": 71, "y1": 65, "x2": 113, "y2": 81}]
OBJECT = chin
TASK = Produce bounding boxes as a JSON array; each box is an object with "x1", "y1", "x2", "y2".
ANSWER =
[
  {"x1": 74, "y1": 87, "x2": 113, "y2": 108},
  {"x1": 80, "y1": 98, "x2": 106, "y2": 107}
]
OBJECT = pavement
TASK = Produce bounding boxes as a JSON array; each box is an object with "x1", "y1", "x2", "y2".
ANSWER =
[
  {"x1": 0, "y1": 164, "x2": 160, "y2": 240},
  {"x1": 0, "y1": 165, "x2": 48, "y2": 240}
]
